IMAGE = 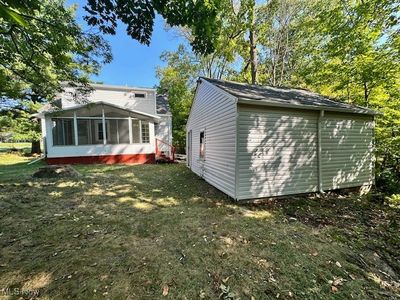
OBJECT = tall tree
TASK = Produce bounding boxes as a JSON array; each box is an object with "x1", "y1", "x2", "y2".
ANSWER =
[
  {"x1": 0, "y1": 0, "x2": 224, "y2": 55},
  {"x1": 248, "y1": 0, "x2": 258, "y2": 84},
  {"x1": 83, "y1": 0, "x2": 223, "y2": 54},
  {"x1": 156, "y1": 45, "x2": 199, "y2": 152},
  {"x1": 293, "y1": 0, "x2": 400, "y2": 187},
  {"x1": 0, "y1": 0, "x2": 112, "y2": 100},
  {"x1": 0, "y1": 0, "x2": 112, "y2": 153}
]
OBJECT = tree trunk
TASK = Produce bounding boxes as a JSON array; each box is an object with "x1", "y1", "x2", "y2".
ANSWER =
[
  {"x1": 31, "y1": 140, "x2": 41, "y2": 154},
  {"x1": 250, "y1": 29, "x2": 257, "y2": 84},
  {"x1": 249, "y1": 2, "x2": 257, "y2": 85},
  {"x1": 363, "y1": 81, "x2": 369, "y2": 107}
]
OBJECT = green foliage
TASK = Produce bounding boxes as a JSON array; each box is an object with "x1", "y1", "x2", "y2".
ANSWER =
[
  {"x1": 385, "y1": 194, "x2": 400, "y2": 208},
  {"x1": 156, "y1": 45, "x2": 198, "y2": 153},
  {"x1": 0, "y1": 0, "x2": 112, "y2": 100},
  {"x1": 294, "y1": 0, "x2": 400, "y2": 191},
  {"x1": 84, "y1": 0, "x2": 223, "y2": 54},
  {"x1": 0, "y1": 102, "x2": 42, "y2": 143},
  {"x1": 157, "y1": 0, "x2": 399, "y2": 192}
]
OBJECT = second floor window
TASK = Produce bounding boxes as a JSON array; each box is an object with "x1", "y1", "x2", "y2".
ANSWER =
[{"x1": 134, "y1": 93, "x2": 146, "y2": 98}]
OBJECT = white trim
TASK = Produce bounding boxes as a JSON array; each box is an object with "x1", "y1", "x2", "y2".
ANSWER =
[
  {"x1": 73, "y1": 112, "x2": 78, "y2": 146},
  {"x1": 139, "y1": 120, "x2": 142, "y2": 143},
  {"x1": 48, "y1": 116, "x2": 140, "y2": 120},
  {"x1": 128, "y1": 116, "x2": 133, "y2": 144},
  {"x1": 43, "y1": 101, "x2": 161, "y2": 119},
  {"x1": 102, "y1": 108, "x2": 106, "y2": 144},
  {"x1": 61, "y1": 82, "x2": 156, "y2": 93},
  {"x1": 116, "y1": 119, "x2": 120, "y2": 144}
]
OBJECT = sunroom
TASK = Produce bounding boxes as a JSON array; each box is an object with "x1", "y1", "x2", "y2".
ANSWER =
[{"x1": 40, "y1": 102, "x2": 159, "y2": 164}]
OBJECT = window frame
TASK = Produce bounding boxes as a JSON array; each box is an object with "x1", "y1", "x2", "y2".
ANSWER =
[
  {"x1": 134, "y1": 92, "x2": 146, "y2": 99},
  {"x1": 141, "y1": 120, "x2": 150, "y2": 144},
  {"x1": 94, "y1": 120, "x2": 110, "y2": 143},
  {"x1": 199, "y1": 130, "x2": 206, "y2": 160}
]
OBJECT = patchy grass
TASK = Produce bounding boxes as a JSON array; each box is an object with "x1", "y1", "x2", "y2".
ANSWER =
[
  {"x1": 0, "y1": 142, "x2": 31, "y2": 153},
  {"x1": 0, "y1": 153, "x2": 45, "y2": 182},
  {"x1": 0, "y1": 154, "x2": 399, "y2": 299}
]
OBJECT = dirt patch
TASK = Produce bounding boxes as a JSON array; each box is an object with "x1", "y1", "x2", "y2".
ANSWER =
[{"x1": 33, "y1": 165, "x2": 81, "y2": 178}]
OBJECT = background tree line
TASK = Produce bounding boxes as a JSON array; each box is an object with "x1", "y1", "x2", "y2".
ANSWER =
[
  {"x1": 156, "y1": 0, "x2": 399, "y2": 192},
  {"x1": 0, "y1": 0, "x2": 222, "y2": 152},
  {"x1": 0, "y1": 0, "x2": 398, "y2": 191}
]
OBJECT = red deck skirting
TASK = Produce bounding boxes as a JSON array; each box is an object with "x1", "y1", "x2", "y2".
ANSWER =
[{"x1": 46, "y1": 153, "x2": 156, "y2": 165}]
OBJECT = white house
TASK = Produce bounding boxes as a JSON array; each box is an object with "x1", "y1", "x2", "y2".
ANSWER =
[
  {"x1": 36, "y1": 83, "x2": 173, "y2": 164},
  {"x1": 186, "y1": 77, "x2": 377, "y2": 200}
]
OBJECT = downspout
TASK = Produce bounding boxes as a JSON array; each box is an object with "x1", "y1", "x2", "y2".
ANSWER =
[{"x1": 317, "y1": 110, "x2": 324, "y2": 193}]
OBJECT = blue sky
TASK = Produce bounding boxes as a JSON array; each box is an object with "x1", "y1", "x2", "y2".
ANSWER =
[{"x1": 68, "y1": 0, "x2": 185, "y2": 88}]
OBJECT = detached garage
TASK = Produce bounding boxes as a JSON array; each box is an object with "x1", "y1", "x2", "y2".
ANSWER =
[{"x1": 186, "y1": 77, "x2": 377, "y2": 200}]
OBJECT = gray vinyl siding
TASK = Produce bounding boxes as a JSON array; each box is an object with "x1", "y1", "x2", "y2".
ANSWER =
[
  {"x1": 236, "y1": 105, "x2": 319, "y2": 200},
  {"x1": 186, "y1": 80, "x2": 237, "y2": 198},
  {"x1": 156, "y1": 116, "x2": 172, "y2": 145},
  {"x1": 321, "y1": 112, "x2": 374, "y2": 190}
]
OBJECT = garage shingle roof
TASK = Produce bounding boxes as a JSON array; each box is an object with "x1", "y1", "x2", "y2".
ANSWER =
[{"x1": 202, "y1": 77, "x2": 377, "y2": 115}]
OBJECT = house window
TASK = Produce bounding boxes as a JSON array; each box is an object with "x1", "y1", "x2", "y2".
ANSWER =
[
  {"x1": 94, "y1": 120, "x2": 109, "y2": 143},
  {"x1": 52, "y1": 119, "x2": 75, "y2": 146},
  {"x1": 134, "y1": 93, "x2": 146, "y2": 98},
  {"x1": 199, "y1": 131, "x2": 205, "y2": 159},
  {"x1": 97, "y1": 122, "x2": 104, "y2": 140},
  {"x1": 77, "y1": 119, "x2": 90, "y2": 145},
  {"x1": 132, "y1": 119, "x2": 140, "y2": 143},
  {"x1": 141, "y1": 121, "x2": 150, "y2": 143}
]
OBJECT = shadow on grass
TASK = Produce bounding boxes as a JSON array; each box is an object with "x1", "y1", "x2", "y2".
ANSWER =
[{"x1": 0, "y1": 161, "x2": 399, "y2": 299}]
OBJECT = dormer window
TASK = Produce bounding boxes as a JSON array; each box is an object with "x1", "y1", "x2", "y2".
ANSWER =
[{"x1": 134, "y1": 93, "x2": 146, "y2": 98}]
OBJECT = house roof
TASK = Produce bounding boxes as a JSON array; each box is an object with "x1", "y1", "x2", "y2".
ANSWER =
[
  {"x1": 34, "y1": 101, "x2": 160, "y2": 120},
  {"x1": 156, "y1": 95, "x2": 171, "y2": 115},
  {"x1": 201, "y1": 77, "x2": 378, "y2": 115},
  {"x1": 61, "y1": 82, "x2": 155, "y2": 92}
]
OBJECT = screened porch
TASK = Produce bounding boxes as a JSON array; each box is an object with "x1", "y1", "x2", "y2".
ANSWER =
[{"x1": 50, "y1": 103, "x2": 153, "y2": 147}]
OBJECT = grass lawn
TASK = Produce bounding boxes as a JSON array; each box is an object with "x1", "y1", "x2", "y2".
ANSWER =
[
  {"x1": 0, "y1": 153, "x2": 399, "y2": 299},
  {"x1": 0, "y1": 142, "x2": 31, "y2": 153}
]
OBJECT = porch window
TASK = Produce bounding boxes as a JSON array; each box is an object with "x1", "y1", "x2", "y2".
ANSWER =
[
  {"x1": 132, "y1": 119, "x2": 140, "y2": 143},
  {"x1": 117, "y1": 120, "x2": 130, "y2": 143},
  {"x1": 141, "y1": 121, "x2": 150, "y2": 143},
  {"x1": 77, "y1": 119, "x2": 90, "y2": 145},
  {"x1": 52, "y1": 119, "x2": 75, "y2": 146},
  {"x1": 95, "y1": 120, "x2": 109, "y2": 142},
  {"x1": 51, "y1": 115, "x2": 151, "y2": 146},
  {"x1": 199, "y1": 130, "x2": 205, "y2": 159}
]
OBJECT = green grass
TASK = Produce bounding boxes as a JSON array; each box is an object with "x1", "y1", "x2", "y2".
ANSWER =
[
  {"x1": 0, "y1": 153, "x2": 45, "y2": 182},
  {"x1": 0, "y1": 153, "x2": 399, "y2": 299},
  {"x1": 0, "y1": 142, "x2": 31, "y2": 153}
]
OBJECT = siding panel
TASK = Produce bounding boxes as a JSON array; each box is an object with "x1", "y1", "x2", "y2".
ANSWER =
[
  {"x1": 321, "y1": 112, "x2": 374, "y2": 190},
  {"x1": 237, "y1": 105, "x2": 319, "y2": 200},
  {"x1": 186, "y1": 81, "x2": 237, "y2": 198}
]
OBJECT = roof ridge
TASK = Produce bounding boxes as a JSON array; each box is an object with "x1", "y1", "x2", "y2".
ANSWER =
[{"x1": 200, "y1": 77, "x2": 378, "y2": 115}]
